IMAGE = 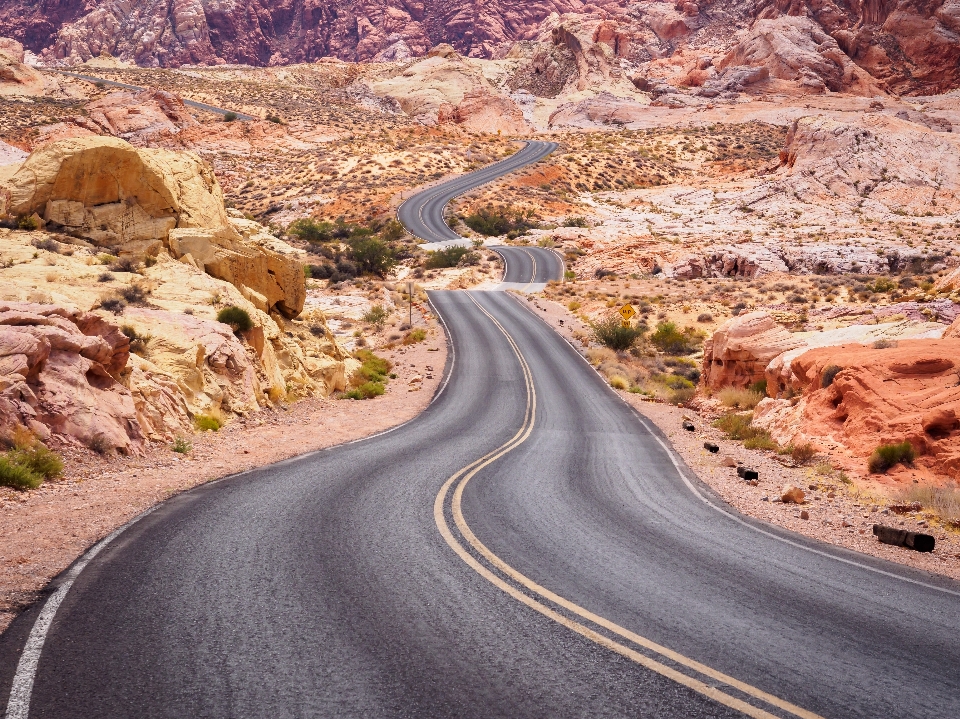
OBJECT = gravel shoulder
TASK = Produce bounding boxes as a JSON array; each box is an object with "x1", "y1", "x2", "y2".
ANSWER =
[
  {"x1": 0, "y1": 318, "x2": 448, "y2": 634},
  {"x1": 522, "y1": 290, "x2": 960, "y2": 583}
]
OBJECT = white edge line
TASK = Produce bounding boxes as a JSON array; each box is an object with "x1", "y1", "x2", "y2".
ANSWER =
[
  {"x1": 4, "y1": 504, "x2": 160, "y2": 719},
  {"x1": 2, "y1": 296, "x2": 459, "y2": 719},
  {"x1": 503, "y1": 292, "x2": 960, "y2": 599}
]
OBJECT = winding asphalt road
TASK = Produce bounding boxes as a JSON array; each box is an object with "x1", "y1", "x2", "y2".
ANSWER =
[
  {"x1": 398, "y1": 141, "x2": 558, "y2": 245},
  {"x1": 2, "y1": 144, "x2": 959, "y2": 719},
  {"x1": 48, "y1": 70, "x2": 256, "y2": 121}
]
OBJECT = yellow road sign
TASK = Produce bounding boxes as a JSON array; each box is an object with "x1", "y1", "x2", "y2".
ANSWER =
[{"x1": 619, "y1": 304, "x2": 636, "y2": 321}]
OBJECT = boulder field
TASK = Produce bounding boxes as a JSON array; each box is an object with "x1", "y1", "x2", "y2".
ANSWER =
[{"x1": 0, "y1": 138, "x2": 354, "y2": 453}]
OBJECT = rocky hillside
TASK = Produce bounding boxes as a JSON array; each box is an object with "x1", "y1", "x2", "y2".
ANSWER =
[{"x1": 4, "y1": 0, "x2": 959, "y2": 94}]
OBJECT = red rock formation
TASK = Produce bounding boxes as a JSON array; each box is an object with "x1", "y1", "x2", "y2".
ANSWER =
[
  {"x1": 764, "y1": 340, "x2": 960, "y2": 479},
  {"x1": 701, "y1": 312, "x2": 806, "y2": 390},
  {"x1": 0, "y1": 0, "x2": 585, "y2": 67}
]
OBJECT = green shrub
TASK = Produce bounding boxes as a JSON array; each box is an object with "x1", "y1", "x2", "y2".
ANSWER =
[
  {"x1": 288, "y1": 218, "x2": 334, "y2": 243},
  {"x1": 650, "y1": 321, "x2": 704, "y2": 355},
  {"x1": 217, "y1": 306, "x2": 253, "y2": 333},
  {"x1": 0, "y1": 456, "x2": 42, "y2": 490},
  {"x1": 591, "y1": 316, "x2": 647, "y2": 352},
  {"x1": 718, "y1": 387, "x2": 764, "y2": 410},
  {"x1": 223, "y1": 111, "x2": 238, "y2": 122},
  {"x1": 713, "y1": 413, "x2": 778, "y2": 450},
  {"x1": 868, "y1": 441, "x2": 916, "y2": 473},
  {"x1": 749, "y1": 379, "x2": 767, "y2": 396},
  {"x1": 171, "y1": 436, "x2": 192, "y2": 454},
  {"x1": 464, "y1": 205, "x2": 537, "y2": 236},
  {"x1": 194, "y1": 414, "x2": 222, "y2": 432},
  {"x1": 347, "y1": 236, "x2": 397, "y2": 277},
  {"x1": 363, "y1": 304, "x2": 390, "y2": 330},
  {"x1": 662, "y1": 375, "x2": 694, "y2": 390},
  {"x1": 821, "y1": 364, "x2": 842, "y2": 388},
  {"x1": 562, "y1": 216, "x2": 588, "y2": 228},
  {"x1": 8, "y1": 444, "x2": 63, "y2": 480},
  {"x1": 16, "y1": 215, "x2": 39, "y2": 231},
  {"x1": 402, "y1": 328, "x2": 427, "y2": 345},
  {"x1": 354, "y1": 349, "x2": 392, "y2": 382},
  {"x1": 424, "y1": 245, "x2": 473, "y2": 269},
  {"x1": 344, "y1": 381, "x2": 385, "y2": 400},
  {"x1": 567, "y1": 300, "x2": 581, "y2": 311}
]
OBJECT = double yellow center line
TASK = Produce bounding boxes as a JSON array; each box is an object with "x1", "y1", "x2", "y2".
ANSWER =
[{"x1": 433, "y1": 293, "x2": 823, "y2": 719}]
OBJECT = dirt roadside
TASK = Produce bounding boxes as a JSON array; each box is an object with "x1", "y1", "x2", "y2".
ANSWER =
[
  {"x1": 518, "y1": 290, "x2": 960, "y2": 582},
  {"x1": 0, "y1": 319, "x2": 448, "y2": 634}
]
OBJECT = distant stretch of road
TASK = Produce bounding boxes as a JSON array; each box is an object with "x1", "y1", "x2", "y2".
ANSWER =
[
  {"x1": 398, "y1": 140, "x2": 558, "y2": 245},
  {"x1": 49, "y1": 70, "x2": 256, "y2": 121}
]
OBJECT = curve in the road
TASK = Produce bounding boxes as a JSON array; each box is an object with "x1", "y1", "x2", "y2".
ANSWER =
[
  {"x1": 397, "y1": 140, "x2": 558, "y2": 245},
  {"x1": 48, "y1": 70, "x2": 256, "y2": 121}
]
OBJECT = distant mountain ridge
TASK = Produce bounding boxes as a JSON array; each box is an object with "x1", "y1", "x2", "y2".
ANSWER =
[{"x1": 1, "y1": 0, "x2": 959, "y2": 95}]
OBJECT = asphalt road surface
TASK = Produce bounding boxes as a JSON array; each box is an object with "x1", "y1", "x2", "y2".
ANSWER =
[
  {"x1": 397, "y1": 141, "x2": 558, "y2": 244},
  {"x1": 49, "y1": 70, "x2": 256, "y2": 121},
  {"x1": 2, "y1": 139, "x2": 958, "y2": 719}
]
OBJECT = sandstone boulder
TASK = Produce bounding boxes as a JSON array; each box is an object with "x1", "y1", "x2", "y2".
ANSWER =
[
  {"x1": 702, "y1": 312, "x2": 805, "y2": 390},
  {"x1": 5, "y1": 136, "x2": 228, "y2": 232},
  {"x1": 780, "y1": 485, "x2": 805, "y2": 504},
  {"x1": 86, "y1": 89, "x2": 197, "y2": 141}
]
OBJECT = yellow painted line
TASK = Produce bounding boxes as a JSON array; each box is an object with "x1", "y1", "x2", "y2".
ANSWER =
[{"x1": 434, "y1": 293, "x2": 825, "y2": 719}]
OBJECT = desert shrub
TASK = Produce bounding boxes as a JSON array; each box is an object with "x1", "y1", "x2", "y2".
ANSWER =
[
  {"x1": 744, "y1": 433, "x2": 778, "y2": 451},
  {"x1": 288, "y1": 218, "x2": 334, "y2": 243},
  {"x1": 8, "y1": 443, "x2": 64, "y2": 480},
  {"x1": 217, "y1": 306, "x2": 253, "y2": 332},
  {"x1": 896, "y1": 484, "x2": 960, "y2": 524},
  {"x1": 223, "y1": 111, "x2": 238, "y2": 122},
  {"x1": 88, "y1": 433, "x2": 111, "y2": 454},
  {"x1": 110, "y1": 256, "x2": 140, "y2": 273},
  {"x1": 194, "y1": 414, "x2": 222, "y2": 432},
  {"x1": 650, "y1": 322, "x2": 704, "y2": 355},
  {"x1": 749, "y1": 379, "x2": 768, "y2": 396},
  {"x1": 562, "y1": 216, "x2": 588, "y2": 228},
  {"x1": 464, "y1": 205, "x2": 536, "y2": 236},
  {"x1": 16, "y1": 215, "x2": 38, "y2": 231},
  {"x1": 346, "y1": 236, "x2": 397, "y2": 277},
  {"x1": 609, "y1": 375, "x2": 629, "y2": 390},
  {"x1": 118, "y1": 283, "x2": 148, "y2": 304},
  {"x1": 591, "y1": 316, "x2": 647, "y2": 351},
  {"x1": 567, "y1": 300, "x2": 581, "y2": 311},
  {"x1": 696, "y1": 313, "x2": 713, "y2": 323},
  {"x1": 790, "y1": 443, "x2": 816, "y2": 465},
  {"x1": 266, "y1": 114, "x2": 282, "y2": 124},
  {"x1": 669, "y1": 387, "x2": 696, "y2": 405},
  {"x1": 425, "y1": 245, "x2": 472, "y2": 269},
  {"x1": 344, "y1": 381, "x2": 385, "y2": 400},
  {"x1": 718, "y1": 387, "x2": 764, "y2": 410},
  {"x1": 713, "y1": 413, "x2": 777, "y2": 450},
  {"x1": 872, "y1": 338, "x2": 898, "y2": 349},
  {"x1": 0, "y1": 456, "x2": 42, "y2": 490},
  {"x1": 402, "y1": 328, "x2": 427, "y2": 345},
  {"x1": 363, "y1": 304, "x2": 390, "y2": 330},
  {"x1": 32, "y1": 237, "x2": 59, "y2": 252},
  {"x1": 868, "y1": 441, "x2": 916, "y2": 473},
  {"x1": 821, "y1": 364, "x2": 842, "y2": 387},
  {"x1": 98, "y1": 272, "x2": 114, "y2": 283},
  {"x1": 121, "y1": 325, "x2": 151, "y2": 356},
  {"x1": 353, "y1": 349, "x2": 392, "y2": 383},
  {"x1": 100, "y1": 297, "x2": 126, "y2": 315},
  {"x1": 662, "y1": 375, "x2": 694, "y2": 390},
  {"x1": 171, "y1": 436, "x2": 192, "y2": 454}
]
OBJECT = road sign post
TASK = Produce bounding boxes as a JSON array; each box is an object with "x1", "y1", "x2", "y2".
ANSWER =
[{"x1": 407, "y1": 280, "x2": 414, "y2": 327}]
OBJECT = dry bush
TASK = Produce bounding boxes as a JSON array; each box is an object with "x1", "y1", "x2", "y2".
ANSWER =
[
  {"x1": 717, "y1": 387, "x2": 764, "y2": 410},
  {"x1": 896, "y1": 484, "x2": 960, "y2": 525}
]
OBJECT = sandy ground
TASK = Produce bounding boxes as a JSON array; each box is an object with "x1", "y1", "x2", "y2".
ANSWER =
[
  {"x1": 521, "y1": 289, "x2": 960, "y2": 582},
  {"x1": 0, "y1": 318, "x2": 447, "y2": 634}
]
